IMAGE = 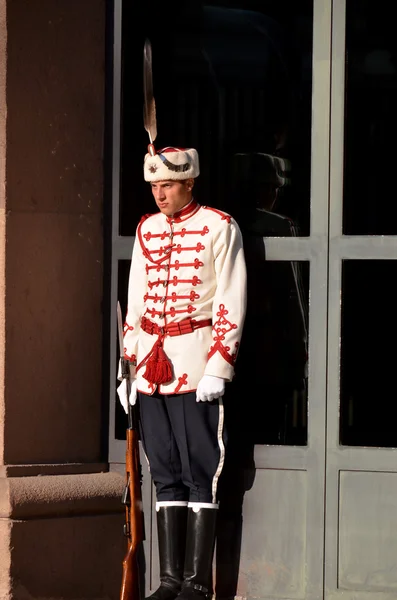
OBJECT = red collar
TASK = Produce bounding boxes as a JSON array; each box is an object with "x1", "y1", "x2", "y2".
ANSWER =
[{"x1": 166, "y1": 200, "x2": 200, "y2": 224}]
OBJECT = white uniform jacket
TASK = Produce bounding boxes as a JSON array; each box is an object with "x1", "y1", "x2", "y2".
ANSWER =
[{"x1": 123, "y1": 200, "x2": 247, "y2": 395}]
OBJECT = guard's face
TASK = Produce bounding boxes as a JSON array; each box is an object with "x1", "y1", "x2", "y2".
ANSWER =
[{"x1": 150, "y1": 179, "x2": 194, "y2": 216}]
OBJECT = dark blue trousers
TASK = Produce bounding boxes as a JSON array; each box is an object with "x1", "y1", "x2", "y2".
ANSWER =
[{"x1": 138, "y1": 390, "x2": 226, "y2": 503}]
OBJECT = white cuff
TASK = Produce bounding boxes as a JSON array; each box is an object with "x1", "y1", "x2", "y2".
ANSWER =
[
  {"x1": 188, "y1": 502, "x2": 219, "y2": 512},
  {"x1": 156, "y1": 501, "x2": 188, "y2": 511}
]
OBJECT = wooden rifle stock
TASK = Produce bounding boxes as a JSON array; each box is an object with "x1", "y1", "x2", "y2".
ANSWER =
[{"x1": 119, "y1": 356, "x2": 144, "y2": 600}]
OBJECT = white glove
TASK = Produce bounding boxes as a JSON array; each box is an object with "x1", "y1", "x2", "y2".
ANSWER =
[
  {"x1": 196, "y1": 375, "x2": 225, "y2": 403},
  {"x1": 117, "y1": 378, "x2": 137, "y2": 413}
]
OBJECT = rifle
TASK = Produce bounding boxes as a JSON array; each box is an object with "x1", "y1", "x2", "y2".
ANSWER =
[{"x1": 117, "y1": 301, "x2": 144, "y2": 600}]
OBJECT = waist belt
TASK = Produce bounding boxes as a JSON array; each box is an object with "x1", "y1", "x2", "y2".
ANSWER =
[{"x1": 141, "y1": 315, "x2": 212, "y2": 337}]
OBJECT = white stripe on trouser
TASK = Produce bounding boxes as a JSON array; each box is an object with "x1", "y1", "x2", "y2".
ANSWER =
[{"x1": 211, "y1": 396, "x2": 225, "y2": 504}]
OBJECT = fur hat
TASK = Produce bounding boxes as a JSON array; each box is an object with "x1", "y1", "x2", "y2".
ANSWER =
[{"x1": 144, "y1": 147, "x2": 200, "y2": 182}]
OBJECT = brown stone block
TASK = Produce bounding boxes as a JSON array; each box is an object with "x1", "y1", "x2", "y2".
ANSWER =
[
  {"x1": 0, "y1": 473, "x2": 125, "y2": 519},
  {"x1": 6, "y1": 0, "x2": 105, "y2": 214},
  {"x1": 10, "y1": 513, "x2": 126, "y2": 600},
  {"x1": 2, "y1": 472, "x2": 125, "y2": 520},
  {"x1": 0, "y1": 208, "x2": 5, "y2": 465},
  {"x1": 4, "y1": 211, "x2": 103, "y2": 464},
  {"x1": 0, "y1": 0, "x2": 5, "y2": 213},
  {"x1": 0, "y1": 472, "x2": 127, "y2": 598},
  {"x1": 0, "y1": 519, "x2": 11, "y2": 600}
]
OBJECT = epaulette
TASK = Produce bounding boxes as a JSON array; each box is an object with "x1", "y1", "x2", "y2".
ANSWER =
[
  {"x1": 139, "y1": 212, "x2": 157, "y2": 225},
  {"x1": 202, "y1": 206, "x2": 232, "y2": 224}
]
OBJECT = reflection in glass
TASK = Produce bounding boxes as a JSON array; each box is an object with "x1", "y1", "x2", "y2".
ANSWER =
[
  {"x1": 231, "y1": 153, "x2": 298, "y2": 237},
  {"x1": 341, "y1": 261, "x2": 397, "y2": 447},
  {"x1": 344, "y1": 1, "x2": 397, "y2": 235},
  {"x1": 229, "y1": 250, "x2": 309, "y2": 447},
  {"x1": 120, "y1": 1, "x2": 313, "y2": 236}
]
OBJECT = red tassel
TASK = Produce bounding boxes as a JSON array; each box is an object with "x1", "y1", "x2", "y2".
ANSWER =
[{"x1": 143, "y1": 341, "x2": 173, "y2": 385}]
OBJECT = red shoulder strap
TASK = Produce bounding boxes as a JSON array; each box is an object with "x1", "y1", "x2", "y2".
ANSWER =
[{"x1": 202, "y1": 206, "x2": 232, "y2": 223}]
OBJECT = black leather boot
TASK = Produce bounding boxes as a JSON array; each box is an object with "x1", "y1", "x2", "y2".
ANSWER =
[
  {"x1": 178, "y1": 503, "x2": 218, "y2": 600},
  {"x1": 146, "y1": 503, "x2": 188, "y2": 600}
]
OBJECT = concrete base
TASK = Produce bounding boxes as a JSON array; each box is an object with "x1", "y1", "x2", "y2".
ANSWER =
[
  {"x1": 10, "y1": 514, "x2": 125, "y2": 600},
  {"x1": 0, "y1": 472, "x2": 126, "y2": 600}
]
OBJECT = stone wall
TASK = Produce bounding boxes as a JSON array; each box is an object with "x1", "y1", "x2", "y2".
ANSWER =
[{"x1": 0, "y1": 2, "x2": 124, "y2": 598}]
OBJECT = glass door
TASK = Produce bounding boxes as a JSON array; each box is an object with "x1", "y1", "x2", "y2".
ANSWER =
[
  {"x1": 325, "y1": 1, "x2": 397, "y2": 598},
  {"x1": 108, "y1": 2, "x2": 334, "y2": 599}
]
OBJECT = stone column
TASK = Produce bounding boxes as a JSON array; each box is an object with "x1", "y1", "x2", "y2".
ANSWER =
[{"x1": 0, "y1": 2, "x2": 125, "y2": 598}]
